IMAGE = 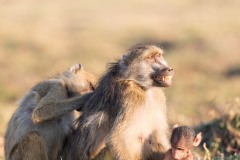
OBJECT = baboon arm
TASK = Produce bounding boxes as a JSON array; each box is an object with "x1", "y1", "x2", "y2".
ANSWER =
[
  {"x1": 32, "y1": 83, "x2": 92, "y2": 124},
  {"x1": 107, "y1": 110, "x2": 133, "y2": 160},
  {"x1": 55, "y1": 91, "x2": 93, "y2": 112}
]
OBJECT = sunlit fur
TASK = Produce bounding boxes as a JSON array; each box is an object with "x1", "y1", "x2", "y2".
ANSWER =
[
  {"x1": 61, "y1": 43, "x2": 174, "y2": 160},
  {"x1": 4, "y1": 64, "x2": 96, "y2": 160}
]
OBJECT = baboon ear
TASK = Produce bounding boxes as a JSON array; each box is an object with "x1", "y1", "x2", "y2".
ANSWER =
[
  {"x1": 70, "y1": 64, "x2": 83, "y2": 73},
  {"x1": 173, "y1": 124, "x2": 178, "y2": 129},
  {"x1": 193, "y1": 132, "x2": 202, "y2": 146}
]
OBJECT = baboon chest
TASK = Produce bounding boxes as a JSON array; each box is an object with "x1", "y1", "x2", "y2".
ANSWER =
[{"x1": 124, "y1": 88, "x2": 167, "y2": 151}]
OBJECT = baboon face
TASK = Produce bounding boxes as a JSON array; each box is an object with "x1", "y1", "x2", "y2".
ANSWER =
[
  {"x1": 171, "y1": 149, "x2": 188, "y2": 160},
  {"x1": 120, "y1": 44, "x2": 174, "y2": 88},
  {"x1": 65, "y1": 64, "x2": 97, "y2": 97},
  {"x1": 170, "y1": 126, "x2": 202, "y2": 160}
]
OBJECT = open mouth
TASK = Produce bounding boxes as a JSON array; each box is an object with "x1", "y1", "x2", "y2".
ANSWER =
[
  {"x1": 153, "y1": 67, "x2": 174, "y2": 87},
  {"x1": 156, "y1": 75, "x2": 173, "y2": 83}
]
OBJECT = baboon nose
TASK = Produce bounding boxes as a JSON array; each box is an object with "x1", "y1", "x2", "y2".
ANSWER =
[{"x1": 168, "y1": 68, "x2": 174, "y2": 72}]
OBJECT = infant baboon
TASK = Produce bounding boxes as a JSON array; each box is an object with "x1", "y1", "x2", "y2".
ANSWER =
[
  {"x1": 163, "y1": 125, "x2": 202, "y2": 160},
  {"x1": 53, "y1": 43, "x2": 174, "y2": 160},
  {"x1": 4, "y1": 64, "x2": 97, "y2": 160}
]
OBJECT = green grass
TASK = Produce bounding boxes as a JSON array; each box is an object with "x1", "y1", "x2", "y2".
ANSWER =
[{"x1": 0, "y1": 0, "x2": 240, "y2": 159}]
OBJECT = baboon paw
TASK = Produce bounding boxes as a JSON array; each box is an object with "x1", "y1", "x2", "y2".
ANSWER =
[{"x1": 31, "y1": 115, "x2": 42, "y2": 124}]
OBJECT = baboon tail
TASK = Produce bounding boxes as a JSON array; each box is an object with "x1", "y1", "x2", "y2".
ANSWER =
[{"x1": 9, "y1": 131, "x2": 48, "y2": 160}]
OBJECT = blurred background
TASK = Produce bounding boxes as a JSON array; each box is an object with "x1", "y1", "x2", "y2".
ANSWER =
[{"x1": 0, "y1": 0, "x2": 239, "y2": 159}]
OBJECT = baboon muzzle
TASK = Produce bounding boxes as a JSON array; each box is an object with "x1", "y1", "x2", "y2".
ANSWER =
[{"x1": 153, "y1": 68, "x2": 174, "y2": 87}]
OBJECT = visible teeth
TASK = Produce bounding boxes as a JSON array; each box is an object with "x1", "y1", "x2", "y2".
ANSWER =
[{"x1": 161, "y1": 76, "x2": 172, "y2": 82}]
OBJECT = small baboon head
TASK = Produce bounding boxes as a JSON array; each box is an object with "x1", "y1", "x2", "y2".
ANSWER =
[
  {"x1": 170, "y1": 125, "x2": 202, "y2": 160},
  {"x1": 63, "y1": 64, "x2": 97, "y2": 97},
  {"x1": 118, "y1": 43, "x2": 174, "y2": 88}
]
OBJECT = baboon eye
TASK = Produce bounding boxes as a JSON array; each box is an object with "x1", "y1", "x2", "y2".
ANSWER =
[
  {"x1": 155, "y1": 53, "x2": 161, "y2": 57},
  {"x1": 146, "y1": 55, "x2": 154, "y2": 60}
]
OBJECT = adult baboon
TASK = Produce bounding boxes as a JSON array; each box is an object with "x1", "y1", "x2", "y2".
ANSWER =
[
  {"x1": 53, "y1": 43, "x2": 174, "y2": 160},
  {"x1": 4, "y1": 64, "x2": 97, "y2": 160}
]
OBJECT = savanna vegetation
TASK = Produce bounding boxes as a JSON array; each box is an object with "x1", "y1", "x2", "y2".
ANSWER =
[{"x1": 0, "y1": 0, "x2": 239, "y2": 159}]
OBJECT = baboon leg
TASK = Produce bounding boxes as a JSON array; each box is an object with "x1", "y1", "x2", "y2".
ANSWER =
[
  {"x1": 93, "y1": 148, "x2": 113, "y2": 160},
  {"x1": 9, "y1": 131, "x2": 48, "y2": 160}
]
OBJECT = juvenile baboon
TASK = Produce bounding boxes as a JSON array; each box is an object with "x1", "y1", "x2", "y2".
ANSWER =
[
  {"x1": 163, "y1": 125, "x2": 202, "y2": 160},
  {"x1": 4, "y1": 64, "x2": 97, "y2": 160},
  {"x1": 51, "y1": 43, "x2": 174, "y2": 160}
]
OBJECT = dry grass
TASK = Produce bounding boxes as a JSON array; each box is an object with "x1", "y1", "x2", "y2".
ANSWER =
[{"x1": 0, "y1": 0, "x2": 240, "y2": 159}]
